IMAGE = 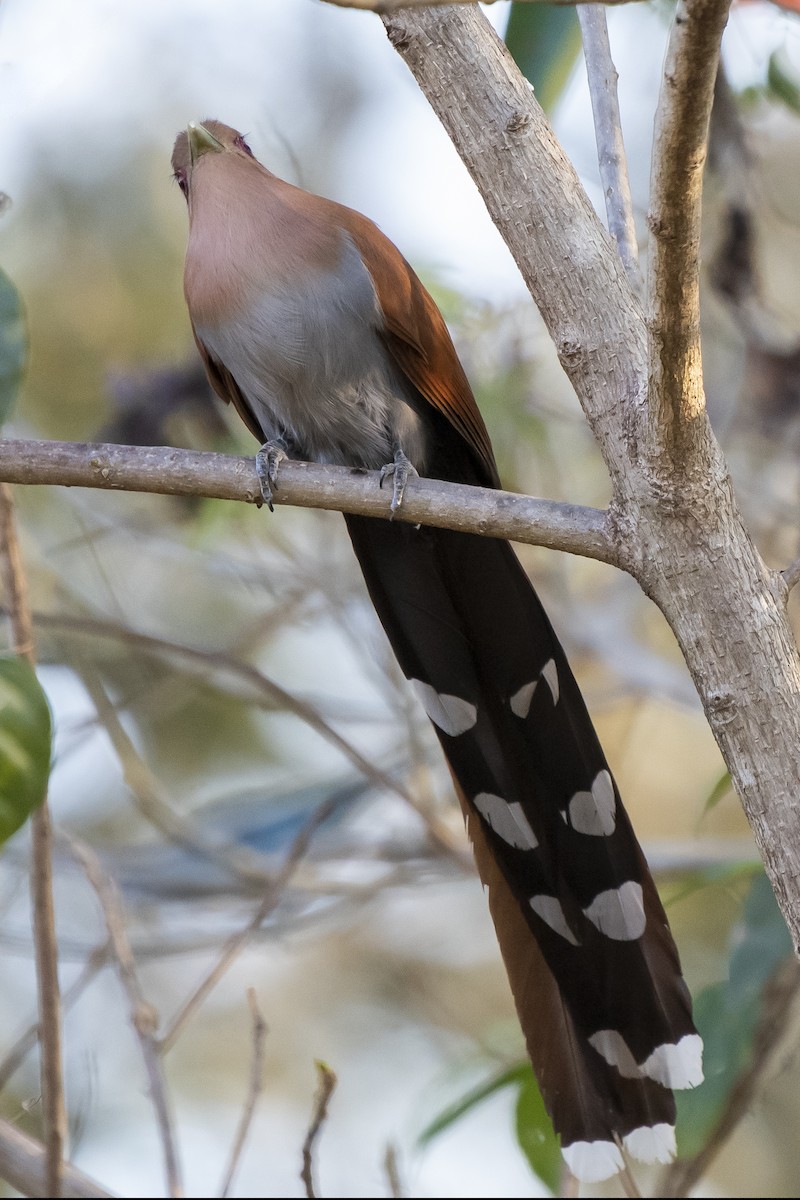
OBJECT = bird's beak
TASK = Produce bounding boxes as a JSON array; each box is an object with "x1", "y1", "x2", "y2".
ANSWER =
[{"x1": 188, "y1": 122, "x2": 224, "y2": 165}]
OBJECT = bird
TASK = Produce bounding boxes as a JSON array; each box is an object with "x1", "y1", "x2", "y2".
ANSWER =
[{"x1": 171, "y1": 119, "x2": 703, "y2": 1183}]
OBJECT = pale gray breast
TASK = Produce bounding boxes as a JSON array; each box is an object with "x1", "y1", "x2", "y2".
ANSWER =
[{"x1": 195, "y1": 233, "x2": 428, "y2": 471}]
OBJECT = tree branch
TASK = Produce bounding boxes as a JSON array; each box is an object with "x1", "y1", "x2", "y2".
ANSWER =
[
  {"x1": 378, "y1": 4, "x2": 800, "y2": 964},
  {"x1": 578, "y1": 4, "x2": 640, "y2": 287},
  {"x1": 0, "y1": 484, "x2": 67, "y2": 1198},
  {"x1": 0, "y1": 438, "x2": 614, "y2": 564},
  {"x1": 0, "y1": 1118, "x2": 113, "y2": 1200},
  {"x1": 646, "y1": 0, "x2": 732, "y2": 465}
]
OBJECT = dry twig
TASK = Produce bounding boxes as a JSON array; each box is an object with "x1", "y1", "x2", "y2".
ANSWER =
[
  {"x1": 578, "y1": 4, "x2": 640, "y2": 285},
  {"x1": 300, "y1": 1061, "x2": 337, "y2": 1200},
  {"x1": 0, "y1": 482, "x2": 66, "y2": 1197},
  {"x1": 219, "y1": 989, "x2": 269, "y2": 1198}
]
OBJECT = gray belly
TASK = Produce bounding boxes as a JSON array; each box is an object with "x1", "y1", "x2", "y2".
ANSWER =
[{"x1": 196, "y1": 235, "x2": 428, "y2": 472}]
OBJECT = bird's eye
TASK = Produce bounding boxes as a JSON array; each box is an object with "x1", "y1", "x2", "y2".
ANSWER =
[
  {"x1": 173, "y1": 170, "x2": 188, "y2": 195},
  {"x1": 234, "y1": 135, "x2": 254, "y2": 158}
]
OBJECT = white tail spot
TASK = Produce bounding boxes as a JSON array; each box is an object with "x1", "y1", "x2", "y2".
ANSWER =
[
  {"x1": 530, "y1": 894, "x2": 579, "y2": 945},
  {"x1": 562, "y1": 1139, "x2": 623, "y2": 1183},
  {"x1": 588, "y1": 1029, "x2": 640, "y2": 1078},
  {"x1": 641, "y1": 1034, "x2": 704, "y2": 1089},
  {"x1": 583, "y1": 881, "x2": 646, "y2": 941},
  {"x1": 474, "y1": 793, "x2": 538, "y2": 850},
  {"x1": 623, "y1": 1124, "x2": 676, "y2": 1166},
  {"x1": 568, "y1": 769, "x2": 616, "y2": 836},
  {"x1": 411, "y1": 680, "x2": 477, "y2": 737},
  {"x1": 509, "y1": 681, "x2": 536, "y2": 718},
  {"x1": 541, "y1": 658, "x2": 559, "y2": 703}
]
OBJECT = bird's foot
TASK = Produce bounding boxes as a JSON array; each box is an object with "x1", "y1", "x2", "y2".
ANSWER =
[
  {"x1": 255, "y1": 439, "x2": 289, "y2": 512},
  {"x1": 379, "y1": 448, "x2": 418, "y2": 517}
]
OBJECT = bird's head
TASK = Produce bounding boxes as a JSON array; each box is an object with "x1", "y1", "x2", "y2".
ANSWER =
[{"x1": 171, "y1": 120, "x2": 257, "y2": 207}]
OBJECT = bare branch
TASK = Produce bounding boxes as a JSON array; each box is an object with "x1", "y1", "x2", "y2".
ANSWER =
[
  {"x1": 383, "y1": 1144, "x2": 403, "y2": 1199},
  {"x1": 646, "y1": 0, "x2": 732, "y2": 463},
  {"x1": 578, "y1": 5, "x2": 640, "y2": 286},
  {"x1": 219, "y1": 989, "x2": 268, "y2": 1198},
  {"x1": 67, "y1": 837, "x2": 183, "y2": 1199},
  {"x1": 0, "y1": 438, "x2": 614, "y2": 564},
  {"x1": 300, "y1": 1062, "x2": 337, "y2": 1200},
  {"x1": 0, "y1": 483, "x2": 67, "y2": 1198},
  {"x1": 0, "y1": 1118, "x2": 113, "y2": 1199},
  {"x1": 159, "y1": 791, "x2": 348, "y2": 1052},
  {"x1": 782, "y1": 555, "x2": 800, "y2": 592}
]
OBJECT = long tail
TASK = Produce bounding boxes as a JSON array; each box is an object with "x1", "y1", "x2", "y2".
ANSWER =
[{"x1": 345, "y1": 513, "x2": 702, "y2": 1181}]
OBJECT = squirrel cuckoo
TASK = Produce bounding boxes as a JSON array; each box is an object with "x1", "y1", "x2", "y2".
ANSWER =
[{"x1": 172, "y1": 120, "x2": 703, "y2": 1183}]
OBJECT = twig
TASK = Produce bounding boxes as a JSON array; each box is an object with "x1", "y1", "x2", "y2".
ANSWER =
[
  {"x1": 0, "y1": 482, "x2": 67, "y2": 1198},
  {"x1": 0, "y1": 1116, "x2": 114, "y2": 1199},
  {"x1": 300, "y1": 1061, "x2": 337, "y2": 1200},
  {"x1": 578, "y1": 5, "x2": 640, "y2": 286},
  {"x1": 782, "y1": 555, "x2": 800, "y2": 592},
  {"x1": 0, "y1": 438, "x2": 614, "y2": 565},
  {"x1": 159, "y1": 789, "x2": 346, "y2": 1052},
  {"x1": 67, "y1": 836, "x2": 183, "y2": 1199},
  {"x1": 646, "y1": 0, "x2": 732, "y2": 461},
  {"x1": 659, "y1": 958, "x2": 800, "y2": 1197},
  {"x1": 383, "y1": 1143, "x2": 403, "y2": 1199},
  {"x1": 0, "y1": 943, "x2": 109, "y2": 1091},
  {"x1": 219, "y1": 989, "x2": 268, "y2": 1198}
]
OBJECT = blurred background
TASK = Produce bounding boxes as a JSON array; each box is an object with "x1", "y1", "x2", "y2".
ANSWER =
[{"x1": 1, "y1": 0, "x2": 800, "y2": 1195}]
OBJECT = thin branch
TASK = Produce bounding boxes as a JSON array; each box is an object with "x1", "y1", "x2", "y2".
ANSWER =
[
  {"x1": 578, "y1": 5, "x2": 640, "y2": 286},
  {"x1": 646, "y1": 0, "x2": 732, "y2": 462},
  {"x1": 0, "y1": 482, "x2": 67, "y2": 1198},
  {"x1": 300, "y1": 1062, "x2": 337, "y2": 1200},
  {"x1": 159, "y1": 790, "x2": 347, "y2": 1052},
  {"x1": 383, "y1": 1144, "x2": 403, "y2": 1199},
  {"x1": 0, "y1": 439, "x2": 613, "y2": 564},
  {"x1": 782, "y1": 555, "x2": 800, "y2": 592},
  {"x1": 219, "y1": 989, "x2": 268, "y2": 1198},
  {"x1": 0, "y1": 1117, "x2": 114, "y2": 1199},
  {"x1": 67, "y1": 836, "x2": 183, "y2": 1199}
]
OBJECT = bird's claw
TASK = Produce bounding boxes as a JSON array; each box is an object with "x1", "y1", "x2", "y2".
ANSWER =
[
  {"x1": 380, "y1": 448, "x2": 418, "y2": 517},
  {"x1": 255, "y1": 439, "x2": 289, "y2": 512}
]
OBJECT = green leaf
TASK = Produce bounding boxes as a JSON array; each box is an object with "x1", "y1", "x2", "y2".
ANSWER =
[
  {"x1": 700, "y1": 770, "x2": 732, "y2": 817},
  {"x1": 0, "y1": 657, "x2": 52, "y2": 843},
  {"x1": 768, "y1": 48, "x2": 800, "y2": 115},
  {"x1": 0, "y1": 269, "x2": 28, "y2": 424},
  {"x1": 504, "y1": 3, "x2": 582, "y2": 114},
  {"x1": 675, "y1": 871, "x2": 792, "y2": 1157},
  {"x1": 417, "y1": 1063, "x2": 529, "y2": 1146},
  {"x1": 515, "y1": 1069, "x2": 561, "y2": 1193}
]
